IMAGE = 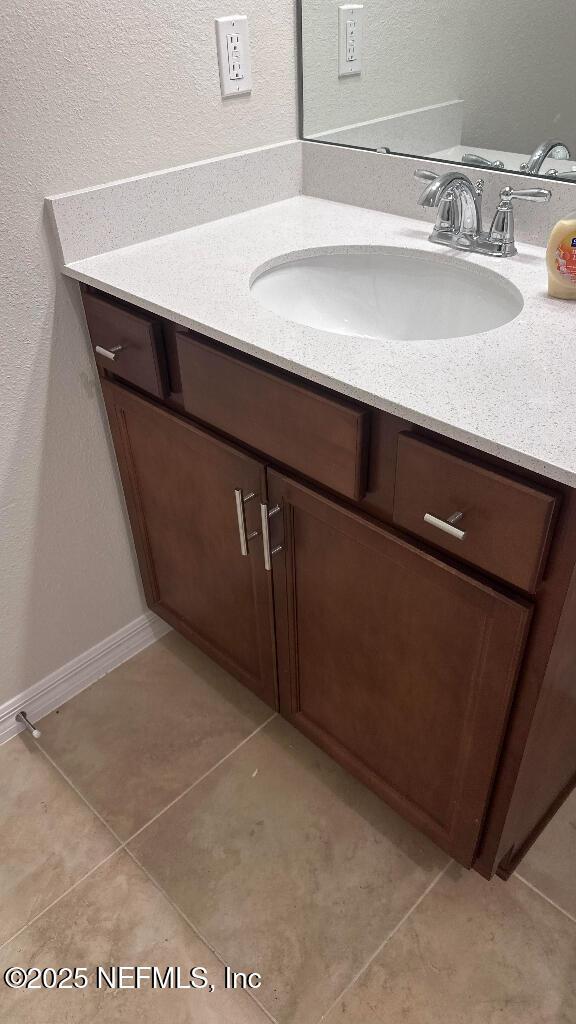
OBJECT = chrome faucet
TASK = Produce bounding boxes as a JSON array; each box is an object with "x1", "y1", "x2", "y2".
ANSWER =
[
  {"x1": 415, "y1": 169, "x2": 551, "y2": 257},
  {"x1": 465, "y1": 145, "x2": 576, "y2": 181},
  {"x1": 520, "y1": 139, "x2": 571, "y2": 175},
  {"x1": 416, "y1": 170, "x2": 484, "y2": 239}
]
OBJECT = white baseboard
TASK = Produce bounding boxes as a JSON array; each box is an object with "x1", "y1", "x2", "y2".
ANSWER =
[{"x1": 0, "y1": 611, "x2": 171, "y2": 745}]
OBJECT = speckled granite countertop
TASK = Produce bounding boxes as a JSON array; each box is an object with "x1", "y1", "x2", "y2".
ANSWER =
[{"x1": 63, "y1": 195, "x2": 576, "y2": 487}]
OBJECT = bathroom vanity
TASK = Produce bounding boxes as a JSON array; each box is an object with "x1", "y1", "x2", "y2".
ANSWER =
[{"x1": 63, "y1": 190, "x2": 576, "y2": 884}]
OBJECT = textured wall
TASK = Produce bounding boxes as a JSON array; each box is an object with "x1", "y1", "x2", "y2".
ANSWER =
[
  {"x1": 0, "y1": 0, "x2": 297, "y2": 705},
  {"x1": 302, "y1": 0, "x2": 576, "y2": 157}
]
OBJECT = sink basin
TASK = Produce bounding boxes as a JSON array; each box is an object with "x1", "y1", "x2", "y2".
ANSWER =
[{"x1": 250, "y1": 246, "x2": 524, "y2": 341}]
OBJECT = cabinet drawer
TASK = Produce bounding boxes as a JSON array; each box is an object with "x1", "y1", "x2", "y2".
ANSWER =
[
  {"x1": 82, "y1": 291, "x2": 168, "y2": 399},
  {"x1": 393, "y1": 434, "x2": 557, "y2": 592},
  {"x1": 176, "y1": 332, "x2": 369, "y2": 500}
]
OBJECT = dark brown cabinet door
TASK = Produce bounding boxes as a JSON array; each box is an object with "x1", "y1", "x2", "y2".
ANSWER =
[
  {"x1": 267, "y1": 470, "x2": 532, "y2": 865},
  {"x1": 103, "y1": 381, "x2": 277, "y2": 708}
]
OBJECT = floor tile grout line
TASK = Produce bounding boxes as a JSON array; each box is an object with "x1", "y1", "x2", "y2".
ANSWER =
[
  {"x1": 0, "y1": 716, "x2": 278, "y2": 961},
  {"x1": 1, "y1": 824, "x2": 277, "y2": 1022},
  {"x1": 11, "y1": 725, "x2": 475, "y2": 1024},
  {"x1": 35, "y1": 711, "x2": 277, "y2": 853},
  {"x1": 11, "y1": 731, "x2": 576, "y2": 1021},
  {"x1": 0, "y1": 848, "x2": 122, "y2": 953},
  {"x1": 315, "y1": 859, "x2": 453, "y2": 1023},
  {"x1": 124, "y1": 844, "x2": 279, "y2": 1024},
  {"x1": 122, "y1": 711, "x2": 278, "y2": 848},
  {"x1": 34, "y1": 742, "x2": 126, "y2": 846},
  {"x1": 15, "y1": 733, "x2": 573, "y2": 1023},
  {"x1": 514, "y1": 871, "x2": 576, "y2": 926}
]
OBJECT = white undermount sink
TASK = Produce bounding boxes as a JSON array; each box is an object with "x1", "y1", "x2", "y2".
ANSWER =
[{"x1": 250, "y1": 246, "x2": 524, "y2": 341}]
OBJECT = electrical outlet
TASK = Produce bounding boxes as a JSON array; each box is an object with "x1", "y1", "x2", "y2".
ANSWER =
[
  {"x1": 338, "y1": 4, "x2": 363, "y2": 77},
  {"x1": 215, "y1": 16, "x2": 252, "y2": 98}
]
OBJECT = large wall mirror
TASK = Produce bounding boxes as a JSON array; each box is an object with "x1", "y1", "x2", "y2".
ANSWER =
[{"x1": 300, "y1": 0, "x2": 576, "y2": 182}]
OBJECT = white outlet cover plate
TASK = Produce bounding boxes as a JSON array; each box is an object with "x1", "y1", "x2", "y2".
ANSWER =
[
  {"x1": 215, "y1": 15, "x2": 252, "y2": 98},
  {"x1": 338, "y1": 4, "x2": 363, "y2": 77}
]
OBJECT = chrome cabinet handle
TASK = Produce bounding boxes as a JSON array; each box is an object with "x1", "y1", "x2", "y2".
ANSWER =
[
  {"x1": 423, "y1": 511, "x2": 466, "y2": 541},
  {"x1": 234, "y1": 489, "x2": 257, "y2": 556},
  {"x1": 95, "y1": 344, "x2": 125, "y2": 362},
  {"x1": 260, "y1": 503, "x2": 282, "y2": 571}
]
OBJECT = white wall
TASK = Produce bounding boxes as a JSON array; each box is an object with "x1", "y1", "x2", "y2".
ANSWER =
[
  {"x1": 0, "y1": 0, "x2": 297, "y2": 705},
  {"x1": 302, "y1": 0, "x2": 576, "y2": 157}
]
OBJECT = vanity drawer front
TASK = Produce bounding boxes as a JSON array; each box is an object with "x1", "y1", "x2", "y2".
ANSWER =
[
  {"x1": 393, "y1": 434, "x2": 557, "y2": 592},
  {"x1": 82, "y1": 291, "x2": 168, "y2": 399},
  {"x1": 176, "y1": 332, "x2": 369, "y2": 500}
]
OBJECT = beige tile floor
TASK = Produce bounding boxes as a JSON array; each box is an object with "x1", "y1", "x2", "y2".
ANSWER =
[{"x1": 1, "y1": 630, "x2": 575, "y2": 1024}]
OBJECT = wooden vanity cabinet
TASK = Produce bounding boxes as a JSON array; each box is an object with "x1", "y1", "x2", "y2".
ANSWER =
[
  {"x1": 267, "y1": 470, "x2": 531, "y2": 865},
  {"x1": 102, "y1": 380, "x2": 277, "y2": 708},
  {"x1": 84, "y1": 286, "x2": 576, "y2": 879}
]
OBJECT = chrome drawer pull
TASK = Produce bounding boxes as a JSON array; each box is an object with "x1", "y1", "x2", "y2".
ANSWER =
[
  {"x1": 234, "y1": 489, "x2": 258, "y2": 556},
  {"x1": 260, "y1": 503, "x2": 282, "y2": 571},
  {"x1": 423, "y1": 511, "x2": 466, "y2": 541},
  {"x1": 95, "y1": 344, "x2": 124, "y2": 362}
]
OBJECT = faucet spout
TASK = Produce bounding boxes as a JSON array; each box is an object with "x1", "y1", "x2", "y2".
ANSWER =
[
  {"x1": 416, "y1": 171, "x2": 483, "y2": 238},
  {"x1": 520, "y1": 139, "x2": 571, "y2": 175},
  {"x1": 417, "y1": 171, "x2": 469, "y2": 207}
]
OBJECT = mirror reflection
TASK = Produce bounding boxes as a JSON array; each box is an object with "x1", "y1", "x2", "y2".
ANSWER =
[{"x1": 301, "y1": 0, "x2": 576, "y2": 181}]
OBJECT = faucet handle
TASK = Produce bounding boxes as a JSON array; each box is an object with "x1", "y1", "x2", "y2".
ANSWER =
[
  {"x1": 486, "y1": 186, "x2": 551, "y2": 258},
  {"x1": 464, "y1": 153, "x2": 505, "y2": 170},
  {"x1": 414, "y1": 169, "x2": 437, "y2": 182},
  {"x1": 499, "y1": 186, "x2": 551, "y2": 204},
  {"x1": 546, "y1": 169, "x2": 576, "y2": 181}
]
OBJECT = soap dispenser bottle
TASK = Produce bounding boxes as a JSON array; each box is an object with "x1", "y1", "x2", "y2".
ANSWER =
[{"x1": 547, "y1": 214, "x2": 576, "y2": 298}]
